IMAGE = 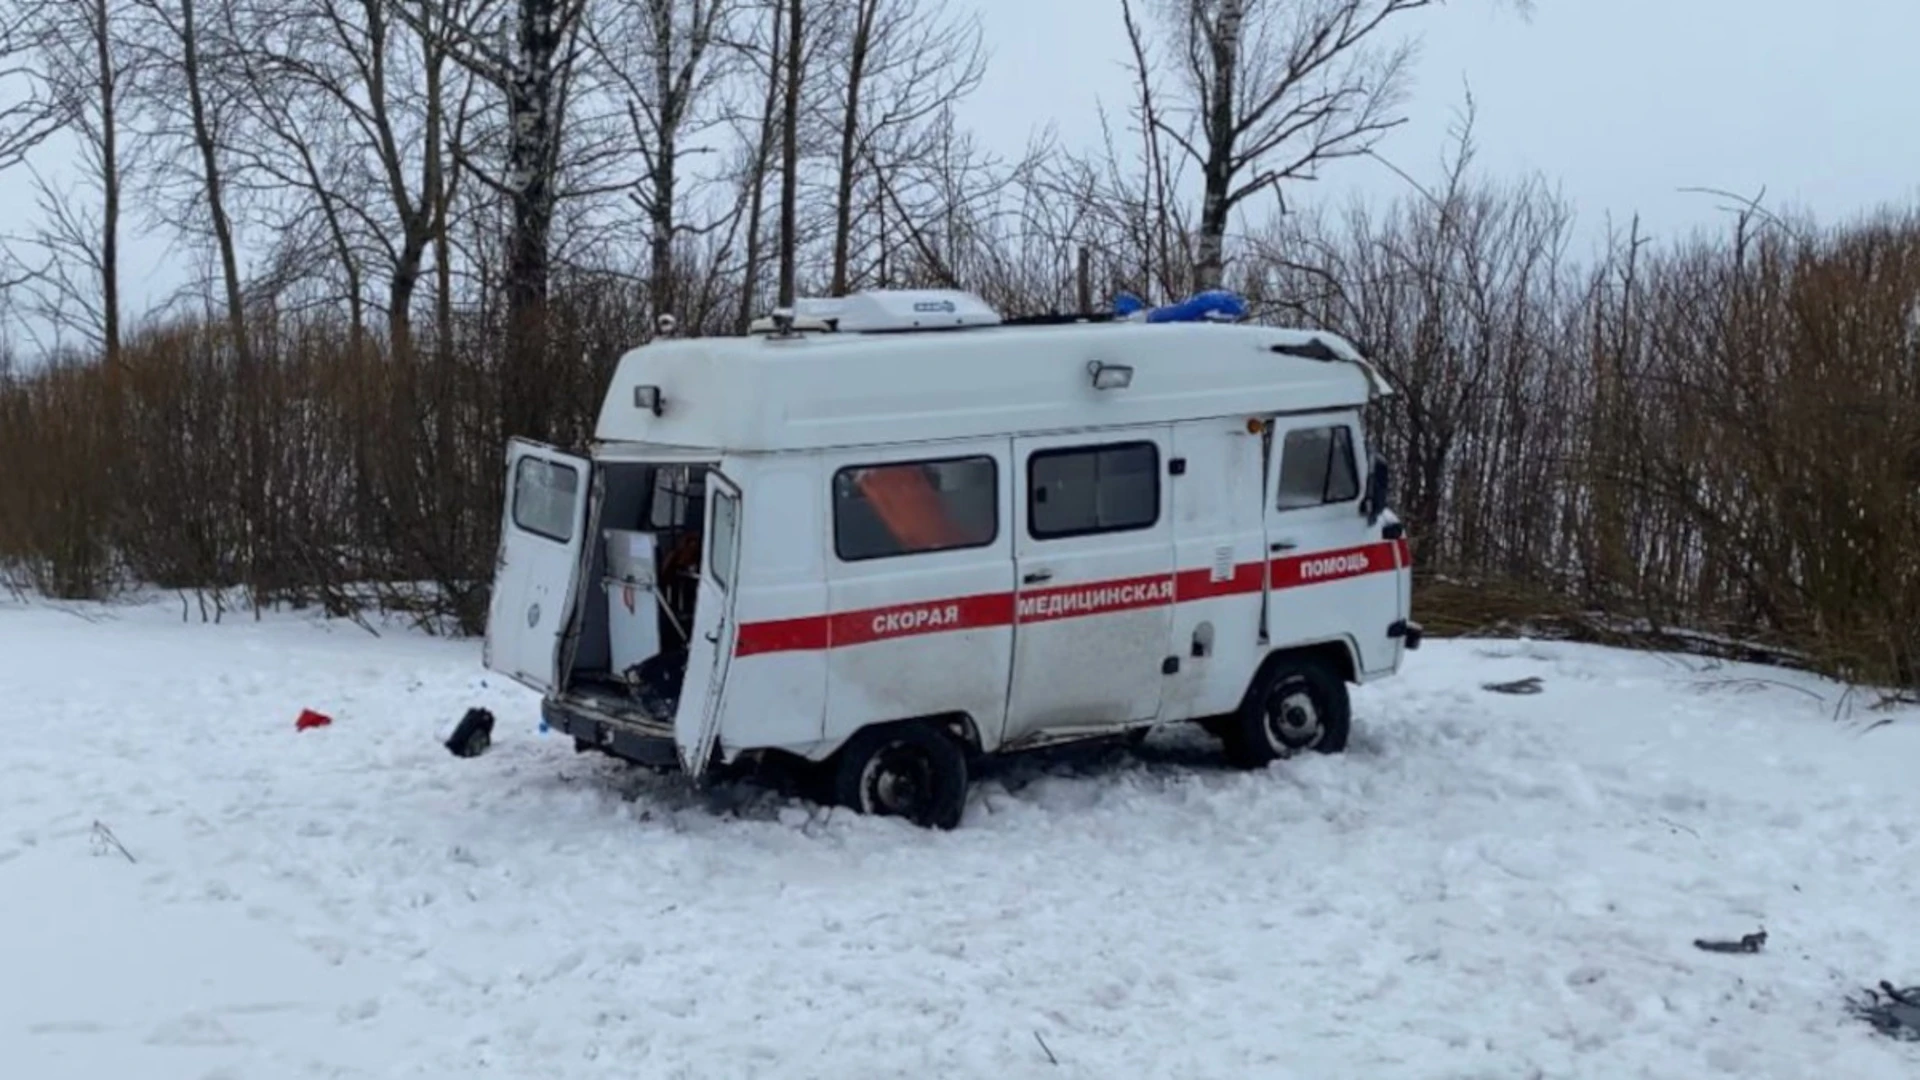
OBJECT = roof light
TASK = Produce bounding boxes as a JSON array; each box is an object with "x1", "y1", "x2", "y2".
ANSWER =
[
  {"x1": 1088, "y1": 360, "x2": 1133, "y2": 390},
  {"x1": 633, "y1": 385, "x2": 664, "y2": 415},
  {"x1": 1110, "y1": 288, "x2": 1247, "y2": 323}
]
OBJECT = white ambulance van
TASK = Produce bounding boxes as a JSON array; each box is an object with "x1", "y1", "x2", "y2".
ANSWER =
[{"x1": 479, "y1": 289, "x2": 1420, "y2": 828}]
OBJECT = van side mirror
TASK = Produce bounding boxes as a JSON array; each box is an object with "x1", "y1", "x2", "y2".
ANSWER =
[{"x1": 1362, "y1": 456, "x2": 1390, "y2": 524}]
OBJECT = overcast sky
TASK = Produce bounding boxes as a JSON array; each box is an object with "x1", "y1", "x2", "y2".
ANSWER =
[{"x1": 962, "y1": 0, "x2": 1920, "y2": 248}]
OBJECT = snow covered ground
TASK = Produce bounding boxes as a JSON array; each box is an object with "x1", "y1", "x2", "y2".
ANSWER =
[{"x1": 3, "y1": 595, "x2": 1917, "y2": 1080}]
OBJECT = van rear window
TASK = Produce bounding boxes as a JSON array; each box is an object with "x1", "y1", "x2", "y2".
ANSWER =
[
  {"x1": 512, "y1": 456, "x2": 580, "y2": 542},
  {"x1": 833, "y1": 456, "x2": 999, "y2": 561},
  {"x1": 1027, "y1": 441, "x2": 1160, "y2": 539}
]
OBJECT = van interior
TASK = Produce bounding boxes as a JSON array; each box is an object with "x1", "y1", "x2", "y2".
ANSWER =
[{"x1": 561, "y1": 461, "x2": 717, "y2": 721}]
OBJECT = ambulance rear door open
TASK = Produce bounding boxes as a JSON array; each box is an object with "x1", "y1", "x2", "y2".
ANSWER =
[
  {"x1": 672, "y1": 470, "x2": 744, "y2": 777},
  {"x1": 485, "y1": 438, "x2": 594, "y2": 694}
]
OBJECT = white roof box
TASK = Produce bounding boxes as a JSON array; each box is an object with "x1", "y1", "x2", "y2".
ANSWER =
[{"x1": 788, "y1": 289, "x2": 1002, "y2": 333}]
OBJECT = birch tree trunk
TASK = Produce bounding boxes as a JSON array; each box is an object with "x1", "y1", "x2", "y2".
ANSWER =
[{"x1": 775, "y1": 0, "x2": 800, "y2": 307}]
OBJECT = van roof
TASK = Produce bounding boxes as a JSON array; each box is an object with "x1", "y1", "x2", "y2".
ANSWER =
[{"x1": 594, "y1": 313, "x2": 1388, "y2": 454}]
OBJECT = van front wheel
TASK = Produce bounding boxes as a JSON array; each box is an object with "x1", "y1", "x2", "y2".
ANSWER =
[
  {"x1": 832, "y1": 721, "x2": 969, "y2": 830},
  {"x1": 1222, "y1": 657, "x2": 1350, "y2": 768}
]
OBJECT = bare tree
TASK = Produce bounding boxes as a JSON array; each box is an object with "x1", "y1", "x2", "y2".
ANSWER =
[
  {"x1": 824, "y1": 0, "x2": 984, "y2": 296},
  {"x1": 0, "y1": 2, "x2": 68, "y2": 173},
  {"x1": 483, "y1": 0, "x2": 587, "y2": 401},
  {"x1": 731, "y1": 0, "x2": 782, "y2": 328},
  {"x1": 733, "y1": 0, "x2": 842, "y2": 315},
  {"x1": 225, "y1": 46, "x2": 372, "y2": 341},
  {"x1": 391, "y1": 0, "x2": 591, "y2": 439},
  {"x1": 240, "y1": 0, "x2": 479, "y2": 357},
  {"x1": 775, "y1": 0, "x2": 800, "y2": 306},
  {"x1": 3, "y1": 0, "x2": 135, "y2": 365},
  {"x1": 591, "y1": 0, "x2": 734, "y2": 324},
  {"x1": 1123, "y1": 0, "x2": 1495, "y2": 291},
  {"x1": 227, "y1": 8, "x2": 350, "y2": 335},
  {"x1": 826, "y1": 0, "x2": 877, "y2": 297},
  {"x1": 126, "y1": 0, "x2": 247, "y2": 359}
]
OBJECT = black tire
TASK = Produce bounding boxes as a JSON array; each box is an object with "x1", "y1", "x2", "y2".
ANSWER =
[
  {"x1": 832, "y1": 721, "x2": 969, "y2": 830},
  {"x1": 1221, "y1": 656, "x2": 1350, "y2": 768}
]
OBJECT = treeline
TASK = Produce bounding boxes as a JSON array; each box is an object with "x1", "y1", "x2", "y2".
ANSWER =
[
  {"x1": 1262, "y1": 183, "x2": 1920, "y2": 687},
  {"x1": 0, "y1": 0, "x2": 1916, "y2": 688},
  {"x1": 8, "y1": 181, "x2": 1920, "y2": 689}
]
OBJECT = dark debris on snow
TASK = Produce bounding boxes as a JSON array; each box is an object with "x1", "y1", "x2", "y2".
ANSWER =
[{"x1": 1847, "y1": 982, "x2": 1920, "y2": 1042}]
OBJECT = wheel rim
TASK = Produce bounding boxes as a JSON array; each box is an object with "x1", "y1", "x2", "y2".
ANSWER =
[
  {"x1": 1263, "y1": 681, "x2": 1322, "y2": 753},
  {"x1": 859, "y1": 741, "x2": 936, "y2": 820}
]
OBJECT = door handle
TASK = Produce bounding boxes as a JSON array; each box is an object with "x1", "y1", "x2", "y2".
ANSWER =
[
  {"x1": 1270, "y1": 540, "x2": 1298, "y2": 553},
  {"x1": 1023, "y1": 569, "x2": 1053, "y2": 584}
]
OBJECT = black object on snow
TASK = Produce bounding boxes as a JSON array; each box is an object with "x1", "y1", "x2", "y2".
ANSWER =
[
  {"x1": 1692, "y1": 928, "x2": 1767, "y2": 954},
  {"x1": 1846, "y1": 982, "x2": 1920, "y2": 1041},
  {"x1": 1482, "y1": 676, "x2": 1545, "y2": 695},
  {"x1": 446, "y1": 707, "x2": 495, "y2": 758}
]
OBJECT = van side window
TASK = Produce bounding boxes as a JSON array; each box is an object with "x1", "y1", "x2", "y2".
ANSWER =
[
  {"x1": 833, "y1": 456, "x2": 998, "y2": 561},
  {"x1": 512, "y1": 456, "x2": 579, "y2": 542},
  {"x1": 1028, "y1": 441, "x2": 1159, "y2": 539},
  {"x1": 1276, "y1": 426, "x2": 1359, "y2": 511}
]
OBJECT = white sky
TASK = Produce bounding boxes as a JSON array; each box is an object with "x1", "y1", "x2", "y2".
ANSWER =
[{"x1": 962, "y1": 0, "x2": 1920, "y2": 247}]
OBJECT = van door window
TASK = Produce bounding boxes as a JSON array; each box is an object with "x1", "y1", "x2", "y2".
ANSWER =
[
  {"x1": 1275, "y1": 426, "x2": 1359, "y2": 511},
  {"x1": 512, "y1": 456, "x2": 581, "y2": 542},
  {"x1": 833, "y1": 456, "x2": 998, "y2": 561},
  {"x1": 1027, "y1": 441, "x2": 1159, "y2": 539}
]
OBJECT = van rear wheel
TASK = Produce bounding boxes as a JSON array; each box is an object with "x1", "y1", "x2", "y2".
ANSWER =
[
  {"x1": 1222, "y1": 657, "x2": 1350, "y2": 768},
  {"x1": 832, "y1": 721, "x2": 969, "y2": 830}
]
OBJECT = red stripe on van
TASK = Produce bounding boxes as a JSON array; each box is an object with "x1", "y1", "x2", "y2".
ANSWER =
[
  {"x1": 1015, "y1": 573, "x2": 1178, "y2": 623},
  {"x1": 730, "y1": 540, "x2": 1401, "y2": 657},
  {"x1": 734, "y1": 614, "x2": 831, "y2": 658},
  {"x1": 829, "y1": 591, "x2": 1016, "y2": 648},
  {"x1": 1173, "y1": 560, "x2": 1266, "y2": 602},
  {"x1": 1270, "y1": 541, "x2": 1399, "y2": 590}
]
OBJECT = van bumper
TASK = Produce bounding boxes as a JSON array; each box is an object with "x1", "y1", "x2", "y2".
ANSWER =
[{"x1": 542, "y1": 696, "x2": 680, "y2": 768}]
